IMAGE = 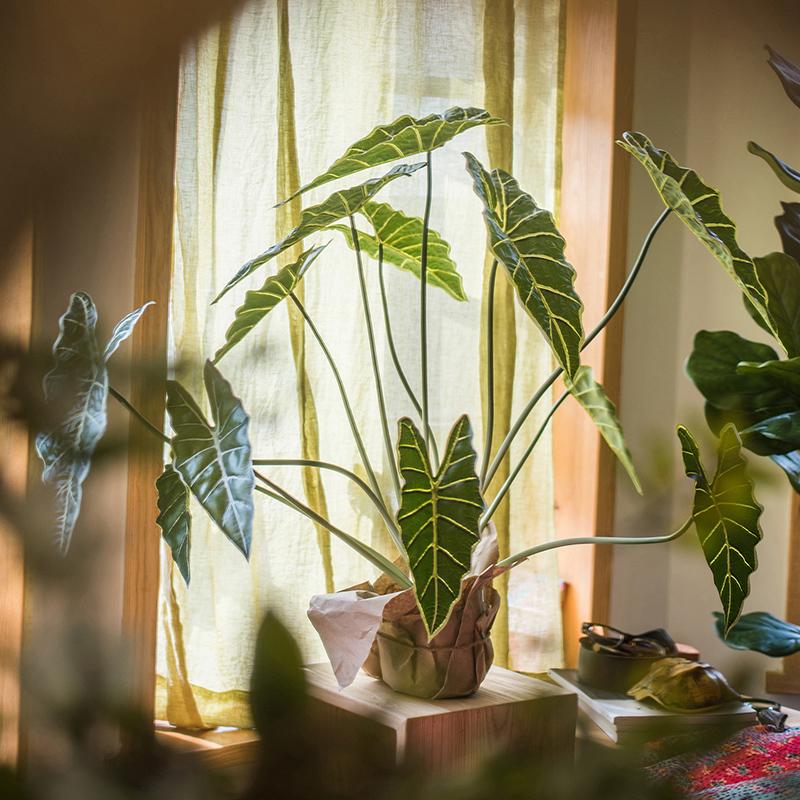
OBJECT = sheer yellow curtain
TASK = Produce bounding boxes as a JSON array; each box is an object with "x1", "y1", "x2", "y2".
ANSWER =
[{"x1": 157, "y1": 0, "x2": 564, "y2": 728}]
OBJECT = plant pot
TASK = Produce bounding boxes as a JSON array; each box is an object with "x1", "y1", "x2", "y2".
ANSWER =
[{"x1": 361, "y1": 570, "x2": 500, "y2": 699}]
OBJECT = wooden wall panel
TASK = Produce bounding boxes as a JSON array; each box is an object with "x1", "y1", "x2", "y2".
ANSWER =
[
  {"x1": 121, "y1": 65, "x2": 179, "y2": 720},
  {"x1": 554, "y1": 0, "x2": 636, "y2": 667},
  {"x1": 0, "y1": 223, "x2": 33, "y2": 764}
]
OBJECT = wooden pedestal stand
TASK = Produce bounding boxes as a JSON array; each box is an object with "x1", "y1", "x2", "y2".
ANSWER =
[{"x1": 304, "y1": 663, "x2": 577, "y2": 774}]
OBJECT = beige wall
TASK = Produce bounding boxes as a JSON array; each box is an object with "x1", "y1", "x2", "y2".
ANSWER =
[{"x1": 612, "y1": 0, "x2": 800, "y2": 693}]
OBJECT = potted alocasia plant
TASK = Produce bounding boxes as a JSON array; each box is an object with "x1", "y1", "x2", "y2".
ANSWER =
[{"x1": 36, "y1": 107, "x2": 768, "y2": 700}]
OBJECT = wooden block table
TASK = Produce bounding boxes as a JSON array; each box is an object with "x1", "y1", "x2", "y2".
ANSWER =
[{"x1": 304, "y1": 663, "x2": 577, "y2": 774}]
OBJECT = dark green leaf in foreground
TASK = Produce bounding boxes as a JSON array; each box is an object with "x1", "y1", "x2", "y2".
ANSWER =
[
  {"x1": 767, "y1": 45, "x2": 800, "y2": 109},
  {"x1": 714, "y1": 610, "x2": 800, "y2": 657},
  {"x1": 214, "y1": 162, "x2": 425, "y2": 303},
  {"x1": 35, "y1": 292, "x2": 151, "y2": 553},
  {"x1": 396, "y1": 414, "x2": 483, "y2": 639},
  {"x1": 464, "y1": 152, "x2": 584, "y2": 378},
  {"x1": 214, "y1": 245, "x2": 327, "y2": 361},
  {"x1": 156, "y1": 464, "x2": 192, "y2": 584},
  {"x1": 167, "y1": 361, "x2": 254, "y2": 558},
  {"x1": 282, "y1": 107, "x2": 504, "y2": 203},
  {"x1": 566, "y1": 366, "x2": 641, "y2": 493},
  {"x1": 748, "y1": 141, "x2": 800, "y2": 194},
  {"x1": 332, "y1": 201, "x2": 466, "y2": 300},
  {"x1": 619, "y1": 132, "x2": 778, "y2": 344},
  {"x1": 743, "y1": 252, "x2": 800, "y2": 355},
  {"x1": 678, "y1": 424, "x2": 763, "y2": 635},
  {"x1": 735, "y1": 357, "x2": 800, "y2": 397}
]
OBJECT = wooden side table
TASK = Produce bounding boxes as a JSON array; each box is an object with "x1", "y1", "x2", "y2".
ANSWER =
[{"x1": 304, "y1": 663, "x2": 577, "y2": 774}]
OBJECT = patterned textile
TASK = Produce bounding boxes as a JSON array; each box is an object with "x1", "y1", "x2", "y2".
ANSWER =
[{"x1": 646, "y1": 725, "x2": 800, "y2": 798}]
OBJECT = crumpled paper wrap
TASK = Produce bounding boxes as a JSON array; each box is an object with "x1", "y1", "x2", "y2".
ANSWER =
[{"x1": 308, "y1": 525, "x2": 501, "y2": 699}]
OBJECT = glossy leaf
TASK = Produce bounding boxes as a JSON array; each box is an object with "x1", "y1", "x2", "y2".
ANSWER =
[
  {"x1": 678, "y1": 424, "x2": 763, "y2": 635},
  {"x1": 566, "y1": 366, "x2": 641, "y2": 493},
  {"x1": 686, "y1": 330, "x2": 786, "y2": 411},
  {"x1": 283, "y1": 107, "x2": 504, "y2": 203},
  {"x1": 619, "y1": 132, "x2": 777, "y2": 342},
  {"x1": 776, "y1": 202, "x2": 800, "y2": 263},
  {"x1": 741, "y1": 411, "x2": 800, "y2": 449},
  {"x1": 156, "y1": 464, "x2": 191, "y2": 583},
  {"x1": 736, "y1": 357, "x2": 800, "y2": 397},
  {"x1": 771, "y1": 451, "x2": 800, "y2": 493},
  {"x1": 214, "y1": 245, "x2": 327, "y2": 362},
  {"x1": 166, "y1": 361, "x2": 254, "y2": 558},
  {"x1": 464, "y1": 152, "x2": 583, "y2": 377},
  {"x1": 743, "y1": 252, "x2": 800, "y2": 355},
  {"x1": 332, "y1": 201, "x2": 466, "y2": 300},
  {"x1": 214, "y1": 162, "x2": 425, "y2": 303},
  {"x1": 35, "y1": 292, "x2": 151, "y2": 553},
  {"x1": 396, "y1": 414, "x2": 483, "y2": 638},
  {"x1": 767, "y1": 45, "x2": 800, "y2": 108},
  {"x1": 714, "y1": 610, "x2": 800, "y2": 657},
  {"x1": 748, "y1": 141, "x2": 800, "y2": 194}
]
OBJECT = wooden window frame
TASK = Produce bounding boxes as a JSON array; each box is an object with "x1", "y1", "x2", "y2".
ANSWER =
[{"x1": 554, "y1": 0, "x2": 636, "y2": 667}]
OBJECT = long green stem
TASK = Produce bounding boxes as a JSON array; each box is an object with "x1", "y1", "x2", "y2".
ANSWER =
[
  {"x1": 109, "y1": 385, "x2": 170, "y2": 445},
  {"x1": 253, "y1": 470, "x2": 411, "y2": 588},
  {"x1": 497, "y1": 515, "x2": 694, "y2": 570},
  {"x1": 253, "y1": 457, "x2": 403, "y2": 554},
  {"x1": 420, "y1": 150, "x2": 435, "y2": 467},
  {"x1": 289, "y1": 292, "x2": 384, "y2": 504},
  {"x1": 480, "y1": 260, "x2": 498, "y2": 487},
  {"x1": 482, "y1": 208, "x2": 672, "y2": 490},
  {"x1": 351, "y1": 217, "x2": 401, "y2": 500},
  {"x1": 480, "y1": 389, "x2": 568, "y2": 529},
  {"x1": 378, "y1": 244, "x2": 440, "y2": 466}
]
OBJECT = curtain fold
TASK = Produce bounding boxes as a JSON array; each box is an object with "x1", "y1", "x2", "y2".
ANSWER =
[{"x1": 157, "y1": 0, "x2": 565, "y2": 728}]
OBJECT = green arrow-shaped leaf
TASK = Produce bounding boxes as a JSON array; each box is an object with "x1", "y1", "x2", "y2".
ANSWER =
[
  {"x1": 677, "y1": 424, "x2": 763, "y2": 636},
  {"x1": 714, "y1": 610, "x2": 800, "y2": 657},
  {"x1": 396, "y1": 414, "x2": 483, "y2": 639},
  {"x1": 566, "y1": 366, "x2": 641, "y2": 493},
  {"x1": 283, "y1": 107, "x2": 504, "y2": 203},
  {"x1": 156, "y1": 464, "x2": 191, "y2": 583},
  {"x1": 214, "y1": 245, "x2": 327, "y2": 362},
  {"x1": 166, "y1": 361, "x2": 254, "y2": 558},
  {"x1": 35, "y1": 292, "x2": 151, "y2": 553},
  {"x1": 464, "y1": 152, "x2": 584, "y2": 378},
  {"x1": 214, "y1": 162, "x2": 425, "y2": 303},
  {"x1": 619, "y1": 132, "x2": 778, "y2": 345},
  {"x1": 748, "y1": 141, "x2": 800, "y2": 194},
  {"x1": 332, "y1": 201, "x2": 466, "y2": 300}
]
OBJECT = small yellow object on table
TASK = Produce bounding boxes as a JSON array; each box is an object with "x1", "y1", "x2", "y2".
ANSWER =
[{"x1": 304, "y1": 662, "x2": 577, "y2": 773}]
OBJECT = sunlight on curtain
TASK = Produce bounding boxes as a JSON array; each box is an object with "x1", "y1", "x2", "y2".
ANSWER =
[{"x1": 156, "y1": 0, "x2": 564, "y2": 728}]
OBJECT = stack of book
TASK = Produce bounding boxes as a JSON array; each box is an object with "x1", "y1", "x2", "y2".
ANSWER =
[{"x1": 548, "y1": 669, "x2": 757, "y2": 745}]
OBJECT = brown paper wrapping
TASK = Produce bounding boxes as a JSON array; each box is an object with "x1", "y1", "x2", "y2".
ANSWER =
[{"x1": 361, "y1": 568, "x2": 501, "y2": 699}]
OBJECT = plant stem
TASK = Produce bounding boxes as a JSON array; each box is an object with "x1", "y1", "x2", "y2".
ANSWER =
[
  {"x1": 109, "y1": 385, "x2": 170, "y2": 445},
  {"x1": 253, "y1": 457, "x2": 403, "y2": 554},
  {"x1": 378, "y1": 243, "x2": 440, "y2": 466},
  {"x1": 351, "y1": 217, "x2": 402, "y2": 501},
  {"x1": 420, "y1": 150, "x2": 435, "y2": 468},
  {"x1": 482, "y1": 207, "x2": 672, "y2": 490},
  {"x1": 497, "y1": 515, "x2": 693, "y2": 570},
  {"x1": 480, "y1": 388, "x2": 568, "y2": 529},
  {"x1": 253, "y1": 470, "x2": 411, "y2": 588},
  {"x1": 289, "y1": 292, "x2": 384, "y2": 505},
  {"x1": 480, "y1": 259, "x2": 498, "y2": 487}
]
